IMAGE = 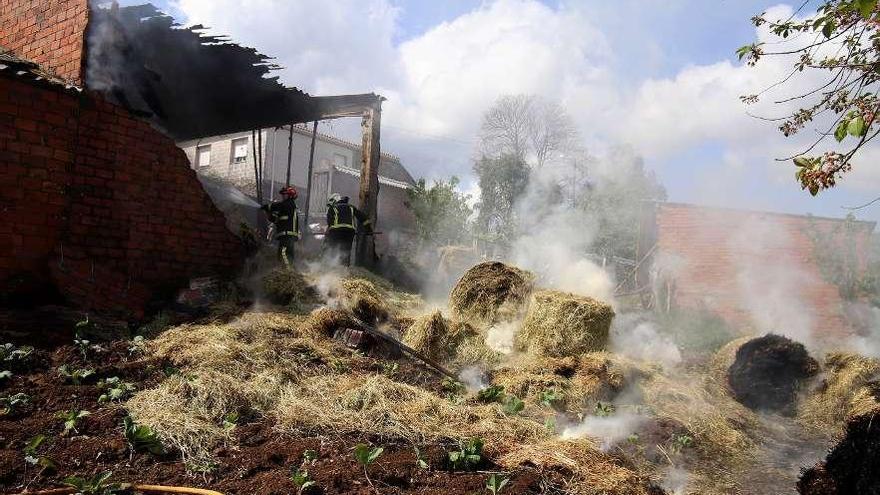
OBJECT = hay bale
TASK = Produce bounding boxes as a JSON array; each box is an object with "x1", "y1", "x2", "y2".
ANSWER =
[
  {"x1": 262, "y1": 268, "x2": 319, "y2": 307},
  {"x1": 798, "y1": 407, "x2": 880, "y2": 495},
  {"x1": 403, "y1": 311, "x2": 500, "y2": 366},
  {"x1": 798, "y1": 352, "x2": 880, "y2": 437},
  {"x1": 339, "y1": 278, "x2": 390, "y2": 323},
  {"x1": 515, "y1": 290, "x2": 614, "y2": 357},
  {"x1": 727, "y1": 334, "x2": 819, "y2": 415},
  {"x1": 449, "y1": 261, "x2": 534, "y2": 326}
]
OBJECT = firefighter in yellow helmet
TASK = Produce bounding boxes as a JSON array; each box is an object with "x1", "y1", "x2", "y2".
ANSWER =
[
  {"x1": 261, "y1": 186, "x2": 300, "y2": 268},
  {"x1": 324, "y1": 193, "x2": 371, "y2": 266}
]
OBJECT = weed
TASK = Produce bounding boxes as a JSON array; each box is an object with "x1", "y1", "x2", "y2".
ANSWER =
[
  {"x1": 123, "y1": 416, "x2": 165, "y2": 455},
  {"x1": 594, "y1": 401, "x2": 615, "y2": 417},
  {"x1": 381, "y1": 361, "x2": 399, "y2": 376},
  {"x1": 331, "y1": 359, "x2": 351, "y2": 373},
  {"x1": 502, "y1": 395, "x2": 525, "y2": 416},
  {"x1": 538, "y1": 388, "x2": 564, "y2": 408},
  {"x1": 476, "y1": 385, "x2": 505, "y2": 403},
  {"x1": 447, "y1": 437, "x2": 483, "y2": 471},
  {"x1": 302, "y1": 449, "x2": 319, "y2": 464},
  {"x1": 627, "y1": 433, "x2": 641, "y2": 444},
  {"x1": 57, "y1": 365, "x2": 95, "y2": 385},
  {"x1": 57, "y1": 409, "x2": 90, "y2": 436},
  {"x1": 162, "y1": 365, "x2": 181, "y2": 377},
  {"x1": 186, "y1": 460, "x2": 219, "y2": 474},
  {"x1": 63, "y1": 471, "x2": 122, "y2": 495},
  {"x1": 221, "y1": 412, "x2": 239, "y2": 431},
  {"x1": 128, "y1": 335, "x2": 147, "y2": 356},
  {"x1": 544, "y1": 417, "x2": 556, "y2": 431},
  {"x1": 354, "y1": 443, "x2": 384, "y2": 493},
  {"x1": 413, "y1": 445, "x2": 429, "y2": 469},
  {"x1": 1, "y1": 343, "x2": 33, "y2": 371},
  {"x1": 73, "y1": 327, "x2": 91, "y2": 360},
  {"x1": 290, "y1": 468, "x2": 317, "y2": 493},
  {"x1": 486, "y1": 473, "x2": 510, "y2": 494},
  {"x1": 23, "y1": 434, "x2": 55, "y2": 474},
  {"x1": 669, "y1": 433, "x2": 694, "y2": 454},
  {"x1": 441, "y1": 377, "x2": 466, "y2": 395},
  {"x1": 97, "y1": 377, "x2": 136, "y2": 403},
  {"x1": 0, "y1": 392, "x2": 29, "y2": 415}
]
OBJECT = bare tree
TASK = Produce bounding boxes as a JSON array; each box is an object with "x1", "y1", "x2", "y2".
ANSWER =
[{"x1": 479, "y1": 94, "x2": 577, "y2": 167}]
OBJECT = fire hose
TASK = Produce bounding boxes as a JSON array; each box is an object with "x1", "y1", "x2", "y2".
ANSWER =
[{"x1": 11, "y1": 485, "x2": 225, "y2": 495}]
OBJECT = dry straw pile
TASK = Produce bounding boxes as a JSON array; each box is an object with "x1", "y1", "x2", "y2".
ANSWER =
[
  {"x1": 449, "y1": 261, "x2": 534, "y2": 326},
  {"x1": 403, "y1": 310, "x2": 500, "y2": 367},
  {"x1": 798, "y1": 351, "x2": 880, "y2": 437},
  {"x1": 515, "y1": 290, "x2": 614, "y2": 357}
]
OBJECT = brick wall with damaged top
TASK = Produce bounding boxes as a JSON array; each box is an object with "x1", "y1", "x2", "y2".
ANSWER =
[
  {"x1": 0, "y1": 73, "x2": 243, "y2": 319},
  {"x1": 0, "y1": 0, "x2": 88, "y2": 85}
]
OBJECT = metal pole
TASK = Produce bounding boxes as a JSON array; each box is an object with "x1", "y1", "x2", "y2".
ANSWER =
[
  {"x1": 304, "y1": 121, "x2": 319, "y2": 229},
  {"x1": 286, "y1": 123, "x2": 294, "y2": 187}
]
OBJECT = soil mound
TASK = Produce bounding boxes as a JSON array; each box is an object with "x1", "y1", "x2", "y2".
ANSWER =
[
  {"x1": 798, "y1": 408, "x2": 880, "y2": 495},
  {"x1": 449, "y1": 262, "x2": 534, "y2": 326},
  {"x1": 515, "y1": 290, "x2": 614, "y2": 357},
  {"x1": 727, "y1": 334, "x2": 818, "y2": 415}
]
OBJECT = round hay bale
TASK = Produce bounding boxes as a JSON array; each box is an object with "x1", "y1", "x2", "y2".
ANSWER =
[
  {"x1": 339, "y1": 278, "x2": 389, "y2": 323},
  {"x1": 403, "y1": 311, "x2": 500, "y2": 366},
  {"x1": 727, "y1": 334, "x2": 819, "y2": 415},
  {"x1": 514, "y1": 290, "x2": 614, "y2": 357},
  {"x1": 449, "y1": 261, "x2": 534, "y2": 326},
  {"x1": 261, "y1": 268, "x2": 319, "y2": 307},
  {"x1": 798, "y1": 407, "x2": 880, "y2": 495}
]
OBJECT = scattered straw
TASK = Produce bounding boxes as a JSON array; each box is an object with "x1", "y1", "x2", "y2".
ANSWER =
[
  {"x1": 339, "y1": 278, "x2": 390, "y2": 323},
  {"x1": 261, "y1": 268, "x2": 319, "y2": 308},
  {"x1": 403, "y1": 311, "x2": 500, "y2": 367},
  {"x1": 516, "y1": 290, "x2": 614, "y2": 357},
  {"x1": 798, "y1": 352, "x2": 880, "y2": 438}
]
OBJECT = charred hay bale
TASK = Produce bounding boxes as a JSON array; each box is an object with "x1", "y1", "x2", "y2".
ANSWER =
[
  {"x1": 727, "y1": 334, "x2": 819, "y2": 415},
  {"x1": 798, "y1": 407, "x2": 880, "y2": 495},
  {"x1": 262, "y1": 269, "x2": 319, "y2": 307},
  {"x1": 449, "y1": 261, "x2": 534, "y2": 326},
  {"x1": 514, "y1": 290, "x2": 614, "y2": 357}
]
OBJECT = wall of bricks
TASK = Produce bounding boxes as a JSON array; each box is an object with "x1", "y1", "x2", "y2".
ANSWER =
[
  {"x1": 0, "y1": 0, "x2": 88, "y2": 85},
  {"x1": 650, "y1": 202, "x2": 874, "y2": 342},
  {"x1": 0, "y1": 74, "x2": 243, "y2": 319}
]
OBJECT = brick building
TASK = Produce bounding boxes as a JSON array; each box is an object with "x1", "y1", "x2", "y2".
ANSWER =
[
  {"x1": 178, "y1": 126, "x2": 417, "y2": 252},
  {"x1": 638, "y1": 202, "x2": 876, "y2": 341},
  {"x1": 0, "y1": 1, "x2": 243, "y2": 319}
]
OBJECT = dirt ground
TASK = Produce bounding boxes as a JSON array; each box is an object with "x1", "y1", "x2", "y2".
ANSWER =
[{"x1": 0, "y1": 337, "x2": 556, "y2": 495}]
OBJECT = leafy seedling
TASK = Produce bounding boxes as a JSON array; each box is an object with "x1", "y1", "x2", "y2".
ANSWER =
[
  {"x1": 63, "y1": 471, "x2": 122, "y2": 495},
  {"x1": 0, "y1": 392, "x2": 30, "y2": 415},
  {"x1": 57, "y1": 365, "x2": 95, "y2": 385},
  {"x1": 354, "y1": 443, "x2": 384, "y2": 492},
  {"x1": 476, "y1": 385, "x2": 506, "y2": 403},
  {"x1": 127, "y1": 335, "x2": 146, "y2": 356},
  {"x1": 302, "y1": 449, "x2": 319, "y2": 464},
  {"x1": 441, "y1": 377, "x2": 466, "y2": 396},
  {"x1": 538, "y1": 388, "x2": 563, "y2": 408},
  {"x1": 594, "y1": 401, "x2": 615, "y2": 417},
  {"x1": 291, "y1": 468, "x2": 317, "y2": 493},
  {"x1": 57, "y1": 409, "x2": 90, "y2": 436},
  {"x1": 1, "y1": 343, "x2": 34, "y2": 371},
  {"x1": 222, "y1": 412, "x2": 239, "y2": 431},
  {"x1": 669, "y1": 433, "x2": 694, "y2": 454},
  {"x1": 97, "y1": 377, "x2": 136, "y2": 403},
  {"x1": 123, "y1": 416, "x2": 165, "y2": 455},
  {"x1": 73, "y1": 326, "x2": 92, "y2": 360},
  {"x1": 414, "y1": 445, "x2": 429, "y2": 469},
  {"x1": 23, "y1": 434, "x2": 56, "y2": 475},
  {"x1": 448, "y1": 437, "x2": 483, "y2": 471},
  {"x1": 502, "y1": 395, "x2": 525, "y2": 416},
  {"x1": 486, "y1": 473, "x2": 510, "y2": 495}
]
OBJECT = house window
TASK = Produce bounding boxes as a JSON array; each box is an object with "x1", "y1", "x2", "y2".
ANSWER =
[
  {"x1": 196, "y1": 145, "x2": 211, "y2": 168},
  {"x1": 231, "y1": 138, "x2": 248, "y2": 164},
  {"x1": 333, "y1": 153, "x2": 347, "y2": 168}
]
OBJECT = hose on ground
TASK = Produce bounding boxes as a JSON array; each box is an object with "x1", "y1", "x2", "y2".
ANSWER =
[{"x1": 11, "y1": 485, "x2": 225, "y2": 495}]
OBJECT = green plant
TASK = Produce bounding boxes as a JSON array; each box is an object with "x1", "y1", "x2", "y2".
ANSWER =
[
  {"x1": 413, "y1": 445, "x2": 429, "y2": 469},
  {"x1": 476, "y1": 385, "x2": 505, "y2": 403},
  {"x1": 447, "y1": 437, "x2": 483, "y2": 471},
  {"x1": 627, "y1": 433, "x2": 641, "y2": 444},
  {"x1": 57, "y1": 365, "x2": 96, "y2": 385},
  {"x1": 186, "y1": 460, "x2": 219, "y2": 474},
  {"x1": 441, "y1": 378, "x2": 466, "y2": 398},
  {"x1": 222, "y1": 412, "x2": 239, "y2": 430},
  {"x1": 23, "y1": 434, "x2": 56, "y2": 474},
  {"x1": 97, "y1": 377, "x2": 135, "y2": 403},
  {"x1": 669, "y1": 433, "x2": 694, "y2": 454},
  {"x1": 73, "y1": 327, "x2": 91, "y2": 360},
  {"x1": 291, "y1": 468, "x2": 316, "y2": 493},
  {"x1": 302, "y1": 449, "x2": 319, "y2": 463},
  {"x1": 544, "y1": 417, "x2": 556, "y2": 431},
  {"x1": 538, "y1": 388, "x2": 563, "y2": 408},
  {"x1": 123, "y1": 416, "x2": 165, "y2": 455},
  {"x1": 486, "y1": 473, "x2": 510, "y2": 494},
  {"x1": 1, "y1": 343, "x2": 34, "y2": 371},
  {"x1": 502, "y1": 395, "x2": 525, "y2": 416},
  {"x1": 128, "y1": 335, "x2": 147, "y2": 356},
  {"x1": 331, "y1": 359, "x2": 350, "y2": 373},
  {"x1": 63, "y1": 471, "x2": 122, "y2": 495},
  {"x1": 594, "y1": 401, "x2": 615, "y2": 417},
  {"x1": 1, "y1": 392, "x2": 30, "y2": 415},
  {"x1": 354, "y1": 443, "x2": 384, "y2": 492},
  {"x1": 57, "y1": 409, "x2": 90, "y2": 436},
  {"x1": 381, "y1": 362, "x2": 399, "y2": 376},
  {"x1": 162, "y1": 365, "x2": 181, "y2": 377}
]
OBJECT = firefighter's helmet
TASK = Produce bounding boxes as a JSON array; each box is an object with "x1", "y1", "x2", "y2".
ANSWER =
[
  {"x1": 280, "y1": 186, "x2": 298, "y2": 199},
  {"x1": 327, "y1": 192, "x2": 342, "y2": 205}
]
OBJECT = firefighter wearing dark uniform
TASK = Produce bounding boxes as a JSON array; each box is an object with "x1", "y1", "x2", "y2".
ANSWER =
[
  {"x1": 261, "y1": 186, "x2": 300, "y2": 268},
  {"x1": 325, "y1": 193, "x2": 371, "y2": 266}
]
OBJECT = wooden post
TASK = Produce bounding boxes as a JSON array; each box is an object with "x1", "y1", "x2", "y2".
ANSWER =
[
  {"x1": 356, "y1": 100, "x2": 382, "y2": 267},
  {"x1": 303, "y1": 121, "x2": 319, "y2": 232},
  {"x1": 285, "y1": 123, "x2": 294, "y2": 187},
  {"x1": 251, "y1": 129, "x2": 260, "y2": 204}
]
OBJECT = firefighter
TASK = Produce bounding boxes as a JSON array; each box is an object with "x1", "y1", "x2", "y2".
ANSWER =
[
  {"x1": 261, "y1": 186, "x2": 300, "y2": 268},
  {"x1": 324, "y1": 193, "x2": 371, "y2": 266}
]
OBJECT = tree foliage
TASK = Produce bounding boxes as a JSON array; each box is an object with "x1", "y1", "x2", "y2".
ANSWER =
[
  {"x1": 738, "y1": 0, "x2": 880, "y2": 195},
  {"x1": 473, "y1": 154, "x2": 530, "y2": 246},
  {"x1": 405, "y1": 176, "x2": 473, "y2": 249}
]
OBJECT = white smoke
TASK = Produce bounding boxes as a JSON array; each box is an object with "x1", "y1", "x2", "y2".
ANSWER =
[
  {"x1": 561, "y1": 412, "x2": 646, "y2": 451},
  {"x1": 661, "y1": 466, "x2": 691, "y2": 495},
  {"x1": 458, "y1": 365, "x2": 488, "y2": 391},
  {"x1": 486, "y1": 320, "x2": 519, "y2": 354},
  {"x1": 611, "y1": 314, "x2": 681, "y2": 368}
]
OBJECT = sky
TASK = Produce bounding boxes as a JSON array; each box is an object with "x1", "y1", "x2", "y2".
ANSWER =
[{"x1": 120, "y1": 0, "x2": 880, "y2": 221}]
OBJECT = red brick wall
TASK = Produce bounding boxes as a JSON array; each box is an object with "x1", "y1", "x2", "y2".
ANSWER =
[
  {"x1": 652, "y1": 203, "x2": 874, "y2": 341},
  {"x1": 0, "y1": 0, "x2": 88, "y2": 85},
  {"x1": 0, "y1": 74, "x2": 243, "y2": 319}
]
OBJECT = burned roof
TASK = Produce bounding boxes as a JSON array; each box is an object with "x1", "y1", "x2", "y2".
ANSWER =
[
  {"x1": 86, "y1": 4, "x2": 380, "y2": 141},
  {"x1": 0, "y1": 51, "x2": 80, "y2": 92}
]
